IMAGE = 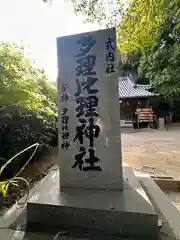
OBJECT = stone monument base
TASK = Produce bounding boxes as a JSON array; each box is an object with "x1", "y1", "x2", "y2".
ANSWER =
[{"x1": 26, "y1": 168, "x2": 158, "y2": 239}]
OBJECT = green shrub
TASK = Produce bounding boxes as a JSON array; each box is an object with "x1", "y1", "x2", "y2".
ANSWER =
[{"x1": 0, "y1": 106, "x2": 58, "y2": 179}]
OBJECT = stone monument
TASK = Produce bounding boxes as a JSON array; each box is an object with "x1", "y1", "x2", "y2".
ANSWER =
[
  {"x1": 57, "y1": 27, "x2": 123, "y2": 190},
  {"x1": 26, "y1": 28, "x2": 158, "y2": 239}
]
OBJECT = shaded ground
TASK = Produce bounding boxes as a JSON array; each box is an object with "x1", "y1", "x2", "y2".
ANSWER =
[
  {"x1": 1, "y1": 148, "x2": 58, "y2": 211},
  {"x1": 122, "y1": 127, "x2": 180, "y2": 179}
]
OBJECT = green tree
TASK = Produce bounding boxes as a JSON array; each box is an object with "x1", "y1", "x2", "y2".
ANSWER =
[
  {"x1": 42, "y1": 0, "x2": 168, "y2": 52},
  {"x1": 119, "y1": 51, "x2": 141, "y2": 77},
  {"x1": 36, "y1": 69, "x2": 57, "y2": 104},
  {"x1": 42, "y1": 0, "x2": 123, "y2": 26},
  {"x1": 117, "y1": 0, "x2": 167, "y2": 52},
  {"x1": 0, "y1": 42, "x2": 57, "y2": 117},
  {"x1": 0, "y1": 43, "x2": 37, "y2": 106},
  {"x1": 70, "y1": 0, "x2": 123, "y2": 27},
  {"x1": 118, "y1": 50, "x2": 150, "y2": 84},
  {"x1": 138, "y1": 0, "x2": 180, "y2": 99}
]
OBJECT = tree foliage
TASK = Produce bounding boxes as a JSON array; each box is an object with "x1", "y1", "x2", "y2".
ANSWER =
[
  {"x1": 138, "y1": 0, "x2": 180, "y2": 99},
  {"x1": 44, "y1": 0, "x2": 168, "y2": 52},
  {"x1": 68, "y1": 0, "x2": 169, "y2": 52},
  {"x1": 117, "y1": 0, "x2": 168, "y2": 52},
  {"x1": 68, "y1": 0, "x2": 123, "y2": 27},
  {"x1": 0, "y1": 42, "x2": 58, "y2": 177},
  {"x1": 118, "y1": 51, "x2": 142, "y2": 78},
  {"x1": 0, "y1": 42, "x2": 57, "y2": 117},
  {"x1": 42, "y1": 0, "x2": 123, "y2": 26}
]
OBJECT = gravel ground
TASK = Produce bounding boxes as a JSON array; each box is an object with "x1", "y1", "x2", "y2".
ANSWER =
[{"x1": 122, "y1": 127, "x2": 180, "y2": 179}]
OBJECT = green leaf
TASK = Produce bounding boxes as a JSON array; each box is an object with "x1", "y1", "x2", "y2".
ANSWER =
[
  {"x1": 9, "y1": 179, "x2": 19, "y2": 187},
  {"x1": 0, "y1": 143, "x2": 39, "y2": 177},
  {"x1": 1, "y1": 182, "x2": 10, "y2": 197},
  {"x1": 118, "y1": 0, "x2": 168, "y2": 52}
]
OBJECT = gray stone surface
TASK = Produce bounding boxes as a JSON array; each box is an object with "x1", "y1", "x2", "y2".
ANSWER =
[
  {"x1": 0, "y1": 228, "x2": 137, "y2": 240},
  {"x1": 0, "y1": 203, "x2": 27, "y2": 230},
  {"x1": 159, "y1": 118, "x2": 165, "y2": 130},
  {"x1": 123, "y1": 167, "x2": 152, "y2": 205},
  {"x1": 0, "y1": 166, "x2": 58, "y2": 229},
  {"x1": 57, "y1": 28, "x2": 123, "y2": 190},
  {"x1": 140, "y1": 177, "x2": 180, "y2": 240},
  {"x1": 26, "y1": 169, "x2": 158, "y2": 239},
  {"x1": 0, "y1": 228, "x2": 54, "y2": 240}
]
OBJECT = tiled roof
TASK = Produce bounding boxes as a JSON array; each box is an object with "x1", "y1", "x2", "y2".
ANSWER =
[{"x1": 118, "y1": 77, "x2": 156, "y2": 99}]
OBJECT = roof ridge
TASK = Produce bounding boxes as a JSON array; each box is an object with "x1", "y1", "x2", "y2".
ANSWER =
[{"x1": 119, "y1": 77, "x2": 156, "y2": 99}]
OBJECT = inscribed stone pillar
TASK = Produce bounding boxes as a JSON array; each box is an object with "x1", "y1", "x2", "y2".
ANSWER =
[{"x1": 57, "y1": 28, "x2": 123, "y2": 190}]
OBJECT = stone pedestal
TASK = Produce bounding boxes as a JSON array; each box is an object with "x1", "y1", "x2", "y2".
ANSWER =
[{"x1": 26, "y1": 168, "x2": 158, "y2": 239}]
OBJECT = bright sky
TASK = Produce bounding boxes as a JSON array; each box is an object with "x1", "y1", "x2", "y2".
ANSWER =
[{"x1": 0, "y1": 0, "x2": 99, "y2": 81}]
